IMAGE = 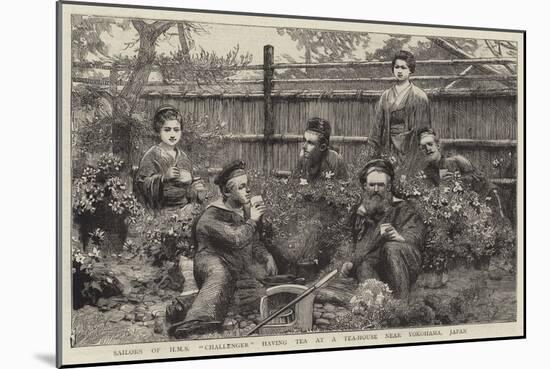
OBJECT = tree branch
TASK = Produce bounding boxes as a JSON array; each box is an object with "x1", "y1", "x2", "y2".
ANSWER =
[
  {"x1": 131, "y1": 19, "x2": 146, "y2": 34},
  {"x1": 152, "y1": 21, "x2": 175, "y2": 39}
]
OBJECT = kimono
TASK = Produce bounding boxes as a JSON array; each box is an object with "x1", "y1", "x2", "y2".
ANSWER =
[
  {"x1": 370, "y1": 83, "x2": 431, "y2": 171},
  {"x1": 350, "y1": 198, "x2": 426, "y2": 299},
  {"x1": 134, "y1": 145, "x2": 194, "y2": 212},
  {"x1": 182, "y1": 199, "x2": 272, "y2": 324},
  {"x1": 292, "y1": 149, "x2": 349, "y2": 183}
]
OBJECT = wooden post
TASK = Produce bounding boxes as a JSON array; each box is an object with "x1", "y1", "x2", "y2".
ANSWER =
[
  {"x1": 263, "y1": 45, "x2": 275, "y2": 175},
  {"x1": 109, "y1": 63, "x2": 118, "y2": 96}
]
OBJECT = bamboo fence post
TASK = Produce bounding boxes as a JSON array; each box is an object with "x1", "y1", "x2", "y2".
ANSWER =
[
  {"x1": 263, "y1": 45, "x2": 275, "y2": 175},
  {"x1": 109, "y1": 63, "x2": 118, "y2": 95}
]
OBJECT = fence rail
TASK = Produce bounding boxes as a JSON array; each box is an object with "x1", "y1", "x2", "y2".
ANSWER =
[
  {"x1": 73, "y1": 44, "x2": 518, "y2": 183},
  {"x1": 71, "y1": 57, "x2": 516, "y2": 72},
  {"x1": 218, "y1": 134, "x2": 516, "y2": 147}
]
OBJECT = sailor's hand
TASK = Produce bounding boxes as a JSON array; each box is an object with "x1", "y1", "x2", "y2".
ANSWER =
[
  {"x1": 356, "y1": 205, "x2": 367, "y2": 216},
  {"x1": 250, "y1": 203, "x2": 267, "y2": 222},
  {"x1": 382, "y1": 225, "x2": 406, "y2": 242},
  {"x1": 341, "y1": 262, "x2": 354, "y2": 277}
]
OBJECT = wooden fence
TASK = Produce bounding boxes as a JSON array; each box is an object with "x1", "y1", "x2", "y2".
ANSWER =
[{"x1": 73, "y1": 45, "x2": 518, "y2": 183}]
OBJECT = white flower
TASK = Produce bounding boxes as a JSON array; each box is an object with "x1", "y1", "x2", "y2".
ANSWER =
[
  {"x1": 324, "y1": 171, "x2": 335, "y2": 179},
  {"x1": 287, "y1": 193, "x2": 293, "y2": 199},
  {"x1": 443, "y1": 187, "x2": 451, "y2": 194},
  {"x1": 89, "y1": 247, "x2": 100, "y2": 258},
  {"x1": 299, "y1": 178, "x2": 309, "y2": 186},
  {"x1": 451, "y1": 204, "x2": 462, "y2": 212}
]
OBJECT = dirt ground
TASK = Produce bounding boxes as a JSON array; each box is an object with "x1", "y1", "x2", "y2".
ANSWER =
[{"x1": 72, "y1": 248, "x2": 516, "y2": 347}]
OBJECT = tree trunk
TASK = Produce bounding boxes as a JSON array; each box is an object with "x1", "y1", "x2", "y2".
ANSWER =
[
  {"x1": 177, "y1": 22, "x2": 191, "y2": 63},
  {"x1": 111, "y1": 20, "x2": 174, "y2": 164}
]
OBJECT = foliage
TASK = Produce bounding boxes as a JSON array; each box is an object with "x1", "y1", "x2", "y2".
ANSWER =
[
  {"x1": 137, "y1": 209, "x2": 201, "y2": 266},
  {"x1": 249, "y1": 173, "x2": 362, "y2": 271},
  {"x1": 334, "y1": 279, "x2": 401, "y2": 329},
  {"x1": 72, "y1": 234, "x2": 123, "y2": 309},
  {"x1": 71, "y1": 15, "x2": 131, "y2": 62},
  {"x1": 157, "y1": 46, "x2": 253, "y2": 85},
  {"x1": 491, "y1": 151, "x2": 517, "y2": 179},
  {"x1": 178, "y1": 113, "x2": 229, "y2": 173},
  {"x1": 277, "y1": 28, "x2": 370, "y2": 63},
  {"x1": 72, "y1": 153, "x2": 143, "y2": 248},
  {"x1": 396, "y1": 171, "x2": 516, "y2": 273}
]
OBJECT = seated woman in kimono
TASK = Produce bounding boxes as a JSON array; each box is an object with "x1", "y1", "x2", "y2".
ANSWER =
[
  {"x1": 369, "y1": 50, "x2": 431, "y2": 174},
  {"x1": 135, "y1": 105, "x2": 205, "y2": 214}
]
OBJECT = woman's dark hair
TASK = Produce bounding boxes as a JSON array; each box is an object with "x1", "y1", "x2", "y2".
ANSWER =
[
  {"x1": 391, "y1": 50, "x2": 416, "y2": 74},
  {"x1": 152, "y1": 105, "x2": 183, "y2": 133}
]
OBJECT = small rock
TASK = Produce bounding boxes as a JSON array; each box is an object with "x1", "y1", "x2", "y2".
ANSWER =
[
  {"x1": 153, "y1": 319, "x2": 164, "y2": 334},
  {"x1": 323, "y1": 303, "x2": 336, "y2": 312},
  {"x1": 135, "y1": 313, "x2": 146, "y2": 322},
  {"x1": 315, "y1": 318, "x2": 330, "y2": 326},
  {"x1": 135, "y1": 306, "x2": 147, "y2": 314},
  {"x1": 98, "y1": 305, "x2": 111, "y2": 312},
  {"x1": 151, "y1": 309, "x2": 166, "y2": 318},
  {"x1": 314, "y1": 303, "x2": 324, "y2": 309},
  {"x1": 120, "y1": 304, "x2": 135, "y2": 313},
  {"x1": 157, "y1": 290, "x2": 165, "y2": 297},
  {"x1": 107, "y1": 311, "x2": 126, "y2": 322},
  {"x1": 322, "y1": 313, "x2": 336, "y2": 320},
  {"x1": 124, "y1": 313, "x2": 136, "y2": 321},
  {"x1": 239, "y1": 321, "x2": 248, "y2": 329},
  {"x1": 247, "y1": 314, "x2": 256, "y2": 320},
  {"x1": 313, "y1": 311, "x2": 323, "y2": 319},
  {"x1": 97, "y1": 298, "x2": 110, "y2": 308},
  {"x1": 111, "y1": 296, "x2": 128, "y2": 303}
]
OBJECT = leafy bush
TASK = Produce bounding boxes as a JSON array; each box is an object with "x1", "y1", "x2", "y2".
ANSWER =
[
  {"x1": 334, "y1": 279, "x2": 401, "y2": 329},
  {"x1": 249, "y1": 173, "x2": 362, "y2": 275},
  {"x1": 396, "y1": 171, "x2": 516, "y2": 273},
  {"x1": 72, "y1": 153, "x2": 143, "y2": 250},
  {"x1": 72, "y1": 234, "x2": 123, "y2": 309},
  {"x1": 137, "y1": 209, "x2": 201, "y2": 266}
]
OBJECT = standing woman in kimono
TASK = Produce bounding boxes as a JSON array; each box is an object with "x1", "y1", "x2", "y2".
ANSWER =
[
  {"x1": 369, "y1": 50, "x2": 431, "y2": 172},
  {"x1": 135, "y1": 105, "x2": 205, "y2": 214}
]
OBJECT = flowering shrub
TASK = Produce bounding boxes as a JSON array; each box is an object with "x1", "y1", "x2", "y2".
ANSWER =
[
  {"x1": 72, "y1": 231, "x2": 123, "y2": 309},
  {"x1": 334, "y1": 279, "x2": 402, "y2": 329},
  {"x1": 72, "y1": 153, "x2": 143, "y2": 250},
  {"x1": 249, "y1": 173, "x2": 362, "y2": 275},
  {"x1": 396, "y1": 171, "x2": 516, "y2": 273},
  {"x1": 120, "y1": 204, "x2": 206, "y2": 291},
  {"x1": 137, "y1": 208, "x2": 202, "y2": 266}
]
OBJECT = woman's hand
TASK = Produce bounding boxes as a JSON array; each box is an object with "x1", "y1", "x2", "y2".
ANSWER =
[{"x1": 163, "y1": 167, "x2": 180, "y2": 181}]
